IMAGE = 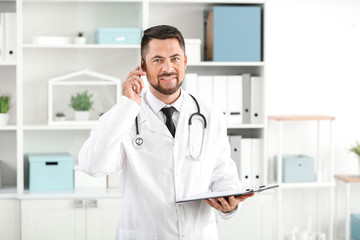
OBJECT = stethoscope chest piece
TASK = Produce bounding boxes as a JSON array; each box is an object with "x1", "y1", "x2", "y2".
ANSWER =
[{"x1": 134, "y1": 136, "x2": 144, "y2": 149}]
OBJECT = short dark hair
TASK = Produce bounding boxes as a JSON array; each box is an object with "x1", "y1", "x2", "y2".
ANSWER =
[{"x1": 141, "y1": 25, "x2": 185, "y2": 60}]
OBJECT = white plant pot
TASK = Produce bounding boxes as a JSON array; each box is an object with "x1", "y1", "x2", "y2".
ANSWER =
[
  {"x1": 75, "y1": 111, "x2": 89, "y2": 121},
  {"x1": 0, "y1": 113, "x2": 9, "y2": 126},
  {"x1": 55, "y1": 116, "x2": 66, "y2": 121},
  {"x1": 75, "y1": 37, "x2": 86, "y2": 45}
]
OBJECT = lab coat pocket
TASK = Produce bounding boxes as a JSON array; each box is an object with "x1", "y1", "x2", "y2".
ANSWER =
[
  {"x1": 201, "y1": 219, "x2": 218, "y2": 240},
  {"x1": 117, "y1": 229, "x2": 157, "y2": 240}
]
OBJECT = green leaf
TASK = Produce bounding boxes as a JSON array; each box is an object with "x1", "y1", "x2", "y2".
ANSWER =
[
  {"x1": 69, "y1": 90, "x2": 94, "y2": 111},
  {"x1": 0, "y1": 95, "x2": 10, "y2": 113}
]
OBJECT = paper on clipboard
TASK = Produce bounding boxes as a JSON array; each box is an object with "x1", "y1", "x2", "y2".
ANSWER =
[{"x1": 175, "y1": 184, "x2": 279, "y2": 203}]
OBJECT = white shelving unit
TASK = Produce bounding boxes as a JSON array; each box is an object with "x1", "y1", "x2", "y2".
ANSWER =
[
  {"x1": 268, "y1": 115, "x2": 335, "y2": 240},
  {"x1": 0, "y1": 0, "x2": 269, "y2": 239}
]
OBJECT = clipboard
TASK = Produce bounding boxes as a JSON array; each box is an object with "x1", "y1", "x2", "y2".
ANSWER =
[{"x1": 175, "y1": 184, "x2": 279, "y2": 203}]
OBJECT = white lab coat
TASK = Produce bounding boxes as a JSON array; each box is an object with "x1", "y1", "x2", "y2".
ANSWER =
[{"x1": 78, "y1": 90, "x2": 241, "y2": 240}]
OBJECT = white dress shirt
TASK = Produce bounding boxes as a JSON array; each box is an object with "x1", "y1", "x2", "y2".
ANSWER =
[{"x1": 146, "y1": 87, "x2": 183, "y2": 128}]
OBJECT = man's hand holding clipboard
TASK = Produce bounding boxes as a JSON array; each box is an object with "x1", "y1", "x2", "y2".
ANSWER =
[{"x1": 176, "y1": 184, "x2": 279, "y2": 213}]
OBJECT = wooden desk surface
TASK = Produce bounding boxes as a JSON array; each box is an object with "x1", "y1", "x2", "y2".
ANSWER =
[{"x1": 335, "y1": 174, "x2": 360, "y2": 183}]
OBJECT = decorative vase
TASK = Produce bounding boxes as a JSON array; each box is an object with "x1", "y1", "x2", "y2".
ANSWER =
[
  {"x1": 75, "y1": 37, "x2": 86, "y2": 45},
  {"x1": 75, "y1": 111, "x2": 89, "y2": 121},
  {"x1": 0, "y1": 113, "x2": 9, "y2": 126}
]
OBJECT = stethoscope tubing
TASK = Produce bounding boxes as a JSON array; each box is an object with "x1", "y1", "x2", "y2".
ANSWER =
[{"x1": 134, "y1": 93, "x2": 207, "y2": 159}]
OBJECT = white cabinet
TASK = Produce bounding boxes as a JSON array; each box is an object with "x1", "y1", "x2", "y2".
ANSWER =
[
  {"x1": 0, "y1": 199, "x2": 20, "y2": 240},
  {"x1": 217, "y1": 193, "x2": 273, "y2": 240},
  {"x1": 21, "y1": 198, "x2": 122, "y2": 240}
]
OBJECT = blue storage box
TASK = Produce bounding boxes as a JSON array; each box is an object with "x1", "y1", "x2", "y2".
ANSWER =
[
  {"x1": 274, "y1": 155, "x2": 315, "y2": 183},
  {"x1": 96, "y1": 28, "x2": 142, "y2": 45},
  {"x1": 204, "y1": 6, "x2": 262, "y2": 62},
  {"x1": 352, "y1": 214, "x2": 360, "y2": 240},
  {"x1": 28, "y1": 153, "x2": 74, "y2": 191}
]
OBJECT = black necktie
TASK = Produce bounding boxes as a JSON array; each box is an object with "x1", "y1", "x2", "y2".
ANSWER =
[{"x1": 161, "y1": 107, "x2": 176, "y2": 138}]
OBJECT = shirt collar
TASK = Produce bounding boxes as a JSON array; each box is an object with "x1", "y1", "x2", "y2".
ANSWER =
[{"x1": 146, "y1": 88, "x2": 184, "y2": 114}]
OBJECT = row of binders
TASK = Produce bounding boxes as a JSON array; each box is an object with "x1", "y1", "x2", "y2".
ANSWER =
[
  {"x1": 0, "y1": 13, "x2": 16, "y2": 63},
  {"x1": 183, "y1": 73, "x2": 263, "y2": 125},
  {"x1": 229, "y1": 136, "x2": 263, "y2": 188}
]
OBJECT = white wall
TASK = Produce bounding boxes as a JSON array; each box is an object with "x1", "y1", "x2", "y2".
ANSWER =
[
  {"x1": 266, "y1": 0, "x2": 360, "y2": 237},
  {"x1": 266, "y1": 0, "x2": 360, "y2": 176}
]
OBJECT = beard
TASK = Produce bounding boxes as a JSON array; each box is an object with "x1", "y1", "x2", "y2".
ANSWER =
[{"x1": 149, "y1": 71, "x2": 183, "y2": 95}]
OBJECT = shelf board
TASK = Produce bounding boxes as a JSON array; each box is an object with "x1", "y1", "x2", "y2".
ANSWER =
[
  {"x1": 227, "y1": 124, "x2": 264, "y2": 129},
  {"x1": 24, "y1": 0, "x2": 141, "y2": 3},
  {"x1": 0, "y1": 125, "x2": 17, "y2": 131},
  {"x1": 24, "y1": 124, "x2": 96, "y2": 130},
  {"x1": 335, "y1": 174, "x2": 360, "y2": 183},
  {"x1": 149, "y1": 0, "x2": 265, "y2": 4},
  {"x1": 0, "y1": 63, "x2": 16, "y2": 66},
  {"x1": 21, "y1": 188, "x2": 122, "y2": 199},
  {"x1": 279, "y1": 182, "x2": 336, "y2": 189},
  {"x1": 268, "y1": 115, "x2": 335, "y2": 121},
  {"x1": 0, "y1": 187, "x2": 18, "y2": 199},
  {"x1": 188, "y1": 61, "x2": 264, "y2": 67},
  {"x1": 23, "y1": 123, "x2": 264, "y2": 130},
  {"x1": 23, "y1": 44, "x2": 140, "y2": 49}
]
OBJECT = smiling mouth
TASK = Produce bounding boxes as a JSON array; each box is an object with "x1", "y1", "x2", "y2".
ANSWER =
[{"x1": 160, "y1": 76, "x2": 177, "y2": 82}]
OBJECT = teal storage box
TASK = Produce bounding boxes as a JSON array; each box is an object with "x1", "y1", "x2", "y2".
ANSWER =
[
  {"x1": 352, "y1": 214, "x2": 360, "y2": 240},
  {"x1": 96, "y1": 28, "x2": 142, "y2": 45},
  {"x1": 204, "y1": 6, "x2": 262, "y2": 62},
  {"x1": 28, "y1": 153, "x2": 74, "y2": 191},
  {"x1": 274, "y1": 155, "x2": 315, "y2": 183}
]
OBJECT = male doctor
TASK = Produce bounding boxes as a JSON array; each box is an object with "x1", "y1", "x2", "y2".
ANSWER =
[{"x1": 79, "y1": 25, "x2": 254, "y2": 240}]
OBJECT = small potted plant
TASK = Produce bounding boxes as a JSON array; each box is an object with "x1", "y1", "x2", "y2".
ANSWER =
[
  {"x1": 75, "y1": 31, "x2": 86, "y2": 45},
  {"x1": 0, "y1": 95, "x2": 10, "y2": 126},
  {"x1": 69, "y1": 90, "x2": 94, "y2": 121},
  {"x1": 350, "y1": 141, "x2": 360, "y2": 176},
  {"x1": 55, "y1": 112, "x2": 66, "y2": 121}
]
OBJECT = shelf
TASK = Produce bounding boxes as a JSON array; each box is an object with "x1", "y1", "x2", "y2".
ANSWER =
[
  {"x1": 0, "y1": 187, "x2": 18, "y2": 199},
  {"x1": 188, "y1": 61, "x2": 264, "y2": 67},
  {"x1": 149, "y1": 0, "x2": 265, "y2": 3},
  {"x1": 268, "y1": 115, "x2": 335, "y2": 121},
  {"x1": 0, "y1": 125, "x2": 17, "y2": 131},
  {"x1": 335, "y1": 174, "x2": 360, "y2": 183},
  {"x1": 24, "y1": 0, "x2": 141, "y2": 2},
  {"x1": 23, "y1": 44, "x2": 141, "y2": 49},
  {"x1": 227, "y1": 124, "x2": 264, "y2": 129},
  {"x1": 0, "y1": 63, "x2": 16, "y2": 66},
  {"x1": 24, "y1": 124, "x2": 96, "y2": 130},
  {"x1": 21, "y1": 188, "x2": 122, "y2": 199},
  {"x1": 279, "y1": 181, "x2": 336, "y2": 189}
]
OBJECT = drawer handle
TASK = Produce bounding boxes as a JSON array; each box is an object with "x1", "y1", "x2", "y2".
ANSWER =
[
  {"x1": 46, "y1": 162, "x2": 58, "y2": 165},
  {"x1": 74, "y1": 199, "x2": 83, "y2": 208},
  {"x1": 88, "y1": 199, "x2": 98, "y2": 208}
]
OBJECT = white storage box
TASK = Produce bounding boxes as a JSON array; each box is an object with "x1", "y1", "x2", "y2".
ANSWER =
[
  {"x1": 33, "y1": 36, "x2": 73, "y2": 45},
  {"x1": 107, "y1": 171, "x2": 120, "y2": 188},
  {"x1": 74, "y1": 165, "x2": 107, "y2": 188},
  {"x1": 185, "y1": 39, "x2": 201, "y2": 64}
]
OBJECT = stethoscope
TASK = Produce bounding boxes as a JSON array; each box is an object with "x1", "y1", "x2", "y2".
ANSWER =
[{"x1": 133, "y1": 93, "x2": 207, "y2": 159}]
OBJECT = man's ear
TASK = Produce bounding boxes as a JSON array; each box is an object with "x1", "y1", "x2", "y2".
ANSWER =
[
  {"x1": 184, "y1": 54, "x2": 188, "y2": 69},
  {"x1": 141, "y1": 59, "x2": 146, "y2": 71}
]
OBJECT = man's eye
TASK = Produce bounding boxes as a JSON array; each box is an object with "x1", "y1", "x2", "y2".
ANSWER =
[
  {"x1": 173, "y1": 57, "x2": 180, "y2": 61},
  {"x1": 154, "y1": 59, "x2": 161, "y2": 63}
]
